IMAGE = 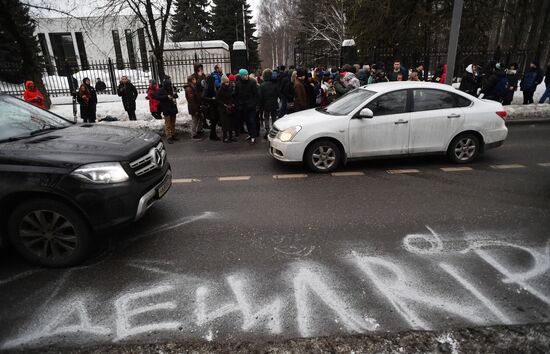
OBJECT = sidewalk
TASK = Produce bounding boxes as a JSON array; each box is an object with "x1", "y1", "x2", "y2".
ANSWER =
[{"x1": 17, "y1": 323, "x2": 550, "y2": 353}]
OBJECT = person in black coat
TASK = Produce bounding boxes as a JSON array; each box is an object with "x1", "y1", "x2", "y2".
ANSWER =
[
  {"x1": 234, "y1": 69, "x2": 259, "y2": 144},
  {"x1": 95, "y1": 78, "x2": 107, "y2": 92},
  {"x1": 539, "y1": 65, "x2": 550, "y2": 104},
  {"x1": 480, "y1": 63, "x2": 507, "y2": 102},
  {"x1": 258, "y1": 69, "x2": 279, "y2": 139},
  {"x1": 76, "y1": 77, "x2": 97, "y2": 123},
  {"x1": 503, "y1": 63, "x2": 519, "y2": 105},
  {"x1": 277, "y1": 66, "x2": 293, "y2": 118},
  {"x1": 459, "y1": 64, "x2": 479, "y2": 96},
  {"x1": 155, "y1": 79, "x2": 179, "y2": 144},
  {"x1": 202, "y1": 74, "x2": 220, "y2": 141},
  {"x1": 216, "y1": 75, "x2": 237, "y2": 143},
  {"x1": 117, "y1": 76, "x2": 138, "y2": 121}
]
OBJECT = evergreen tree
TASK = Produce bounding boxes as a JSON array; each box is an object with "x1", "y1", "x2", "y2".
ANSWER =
[
  {"x1": 171, "y1": 0, "x2": 213, "y2": 42},
  {"x1": 0, "y1": 0, "x2": 50, "y2": 108},
  {"x1": 212, "y1": 0, "x2": 260, "y2": 71}
]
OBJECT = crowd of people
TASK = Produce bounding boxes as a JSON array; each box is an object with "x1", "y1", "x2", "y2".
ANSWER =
[{"x1": 21, "y1": 59, "x2": 550, "y2": 144}]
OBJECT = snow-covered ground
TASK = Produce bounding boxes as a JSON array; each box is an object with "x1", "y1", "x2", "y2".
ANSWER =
[{"x1": 50, "y1": 94, "x2": 192, "y2": 126}]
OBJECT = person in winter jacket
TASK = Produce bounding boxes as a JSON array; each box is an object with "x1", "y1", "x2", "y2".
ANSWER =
[
  {"x1": 277, "y1": 66, "x2": 293, "y2": 117},
  {"x1": 117, "y1": 76, "x2": 138, "y2": 121},
  {"x1": 95, "y1": 78, "x2": 107, "y2": 92},
  {"x1": 432, "y1": 64, "x2": 447, "y2": 84},
  {"x1": 539, "y1": 65, "x2": 550, "y2": 104},
  {"x1": 521, "y1": 60, "x2": 544, "y2": 104},
  {"x1": 211, "y1": 65, "x2": 223, "y2": 91},
  {"x1": 155, "y1": 78, "x2": 179, "y2": 143},
  {"x1": 503, "y1": 63, "x2": 519, "y2": 105},
  {"x1": 234, "y1": 69, "x2": 259, "y2": 144},
  {"x1": 184, "y1": 75, "x2": 202, "y2": 140},
  {"x1": 388, "y1": 60, "x2": 409, "y2": 81},
  {"x1": 344, "y1": 72, "x2": 361, "y2": 89},
  {"x1": 202, "y1": 74, "x2": 220, "y2": 141},
  {"x1": 216, "y1": 75, "x2": 237, "y2": 143},
  {"x1": 480, "y1": 63, "x2": 507, "y2": 102},
  {"x1": 258, "y1": 69, "x2": 279, "y2": 139},
  {"x1": 459, "y1": 64, "x2": 479, "y2": 96},
  {"x1": 293, "y1": 69, "x2": 308, "y2": 112},
  {"x1": 23, "y1": 80, "x2": 45, "y2": 109},
  {"x1": 409, "y1": 71, "x2": 420, "y2": 81},
  {"x1": 76, "y1": 77, "x2": 97, "y2": 123},
  {"x1": 146, "y1": 79, "x2": 162, "y2": 119},
  {"x1": 334, "y1": 74, "x2": 349, "y2": 97}
]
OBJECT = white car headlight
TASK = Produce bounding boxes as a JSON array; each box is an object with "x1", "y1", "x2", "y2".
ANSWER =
[
  {"x1": 71, "y1": 162, "x2": 129, "y2": 184},
  {"x1": 276, "y1": 125, "x2": 302, "y2": 142}
]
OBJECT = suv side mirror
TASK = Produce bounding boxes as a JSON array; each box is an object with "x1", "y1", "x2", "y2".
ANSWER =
[{"x1": 359, "y1": 108, "x2": 374, "y2": 118}]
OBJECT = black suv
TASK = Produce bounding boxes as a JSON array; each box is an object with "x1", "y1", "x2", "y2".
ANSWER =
[{"x1": 0, "y1": 95, "x2": 172, "y2": 267}]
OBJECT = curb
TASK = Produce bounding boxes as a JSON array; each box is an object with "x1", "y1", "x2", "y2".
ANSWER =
[
  {"x1": 14, "y1": 323, "x2": 550, "y2": 353},
  {"x1": 505, "y1": 118, "x2": 550, "y2": 125}
]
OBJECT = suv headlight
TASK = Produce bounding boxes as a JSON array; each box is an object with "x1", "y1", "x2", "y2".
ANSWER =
[
  {"x1": 71, "y1": 162, "x2": 129, "y2": 184},
  {"x1": 276, "y1": 125, "x2": 302, "y2": 142}
]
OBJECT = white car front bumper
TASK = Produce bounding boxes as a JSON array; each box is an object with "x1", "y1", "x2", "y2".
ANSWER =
[{"x1": 268, "y1": 137, "x2": 306, "y2": 162}]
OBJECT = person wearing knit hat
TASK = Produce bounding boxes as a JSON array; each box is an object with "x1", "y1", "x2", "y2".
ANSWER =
[
  {"x1": 239, "y1": 68, "x2": 249, "y2": 77},
  {"x1": 234, "y1": 68, "x2": 259, "y2": 144},
  {"x1": 221, "y1": 75, "x2": 230, "y2": 84},
  {"x1": 228, "y1": 74, "x2": 236, "y2": 82}
]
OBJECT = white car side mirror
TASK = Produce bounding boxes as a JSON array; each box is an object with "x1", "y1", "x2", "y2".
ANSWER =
[{"x1": 359, "y1": 108, "x2": 374, "y2": 118}]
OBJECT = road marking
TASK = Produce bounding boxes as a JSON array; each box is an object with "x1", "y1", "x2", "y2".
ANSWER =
[
  {"x1": 173, "y1": 178, "x2": 201, "y2": 183},
  {"x1": 218, "y1": 176, "x2": 251, "y2": 182},
  {"x1": 331, "y1": 171, "x2": 365, "y2": 177},
  {"x1": 538, "y1": 162, "x2": 550, "y2": 167},
  {"x1": 273, "y1": 174, "x2": 308, "y2": 179},
  {"x1": 490, "y1": 164, "x2": 526, "y2": 169},
  {"x1": 440, "y1": 167, "x2": 473, "y2": 172},
  {"x1": 386, "y1": 169, "x2": 420, "y2": 174}
]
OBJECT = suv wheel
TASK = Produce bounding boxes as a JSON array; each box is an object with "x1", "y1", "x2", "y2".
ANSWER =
[
  {"x1": 305, "y1": 140, "x2": 341, "y2": 173},
  {"x1": 448, "y1": 133, "x2": 480, "y2": 164},
  {"x1": 8, "y1": 199, "x2": 92, "y2": 267}
]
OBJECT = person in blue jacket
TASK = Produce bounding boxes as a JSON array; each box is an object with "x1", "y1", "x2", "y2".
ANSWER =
[
  {"x1": 211, "y1": 65, "x2": 224, "y2": 91},
  {"x1": 520, "y1": 60, "x2": 543, "y2": 104}
]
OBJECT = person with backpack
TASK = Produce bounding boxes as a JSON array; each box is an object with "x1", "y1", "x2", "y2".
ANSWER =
[
  {"x1": 520, "y1": 60, "x2": 544, "y2": 104},
  {"x1": 480, "y1": 63, "x2": 507, "y2": 102},
  {"x1": 539, "y1": 65, "x2": 550, "y2": 104},
  {"x1": 503, "y1": 63, "x2": 520, "y2": 105},
  {"x1": 155, "y1": 78, "x2": 179, "y2": 144}
]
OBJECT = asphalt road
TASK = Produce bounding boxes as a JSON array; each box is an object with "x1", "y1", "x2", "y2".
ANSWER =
[{"x1": 1, "y1": 122, "x2": 549, "y2": 351}]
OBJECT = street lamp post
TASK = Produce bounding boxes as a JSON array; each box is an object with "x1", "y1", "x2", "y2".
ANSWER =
[{"x1": 445, "y1": 0, "x2": 464, "y2": 85}]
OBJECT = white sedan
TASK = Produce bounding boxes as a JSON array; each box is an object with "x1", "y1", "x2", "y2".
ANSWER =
[{"x1": 268, "y1": 81, "x2": 508, "y2": 172}]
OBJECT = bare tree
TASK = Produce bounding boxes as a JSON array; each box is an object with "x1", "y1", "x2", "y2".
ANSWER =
[{"x1": 93, "y1": 0, "x2": 173, "y2": 79}]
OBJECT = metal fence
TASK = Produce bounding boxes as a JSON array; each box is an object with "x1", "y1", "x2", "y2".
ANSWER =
[
  {"x1": 294, "y1": 44, "x2": 537, "y2": 77},
  {"x1": 0, "y1": 52, "x2": 231, "y2": 97}
]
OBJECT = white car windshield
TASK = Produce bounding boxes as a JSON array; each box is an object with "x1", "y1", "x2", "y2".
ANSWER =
[{"x1": 320, "y1": 89, "x2": 376, "y2": 116}]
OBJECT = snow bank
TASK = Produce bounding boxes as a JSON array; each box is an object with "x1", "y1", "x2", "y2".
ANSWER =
[{"x1": 505, "y1": 103, "x2": 550, "y2": 121}]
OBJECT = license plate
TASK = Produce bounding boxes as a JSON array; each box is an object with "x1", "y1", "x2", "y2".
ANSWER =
[{"x1": 157, "y1": 174, "x2": 172, "y2": 198}]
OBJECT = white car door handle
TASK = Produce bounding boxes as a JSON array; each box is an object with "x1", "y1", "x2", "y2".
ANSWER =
[
  {"x1": 394, "y1": 120, "x2": 409, "y2": 125},
  {"x1": 447, "y1": 114, "x2": 461, "y2": 118}
]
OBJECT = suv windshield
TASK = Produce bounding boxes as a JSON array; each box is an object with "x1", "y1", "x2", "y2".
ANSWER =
[
  {"x1": 0, "y1": 95, "x2": 72, "y2": 142},
  {"x1": 320, "y1": 89, "x2": 376, "y2": 115}
]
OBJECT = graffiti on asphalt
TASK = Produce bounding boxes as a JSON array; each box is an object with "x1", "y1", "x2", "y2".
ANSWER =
[{"x1": 1, "y1": 226, "x2": 549, "y2": 349}]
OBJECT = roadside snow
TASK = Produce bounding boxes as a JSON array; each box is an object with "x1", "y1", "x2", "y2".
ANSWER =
[{"x1": 50, "y1": 94, "x2": 192, "y2": 126}]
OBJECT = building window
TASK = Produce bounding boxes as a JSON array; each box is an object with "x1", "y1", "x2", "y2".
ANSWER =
[
  {"x1": 37, "y1": 33, "x2": 54, "y2": 75},
  {"x1": 112, "y1": 30, "x2": 124, "y2": 70},
  {"x1": 74, "y1": 32, "x2": 89, "y2": 70},
  {"x1": 137, "y1": 28, "x2": 149, "y2": 71},
  {"x1": 125, "y1": 29, "x2": 137, "y2": 69},
  {"x1": 49, "y1": 32, "x2": 78, "y2": 76}
]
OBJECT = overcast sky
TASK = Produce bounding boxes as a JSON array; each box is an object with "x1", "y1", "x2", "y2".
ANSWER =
[{"x1": 28, "y1": 0, "x2": 261, "y2": 27}]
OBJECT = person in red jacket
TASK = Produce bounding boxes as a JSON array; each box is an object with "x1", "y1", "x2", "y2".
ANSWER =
[
  {"x1": 23, "y1": 80, "x2": 45, "y2": 109},
  {"x1": 146, "y1": 79, "x2": 162, "y2": 119}
]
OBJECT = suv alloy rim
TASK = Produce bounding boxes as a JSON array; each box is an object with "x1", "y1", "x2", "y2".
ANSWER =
[
  {"x1": 19, "y1": 210, "x2": 78, "y2": 259},
  {"x1": 312, "y1": 146, "x2": 336, "y2": 170},
  {"x1": 454, "y1": 138, "x2": 476, "y2": 161}
]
